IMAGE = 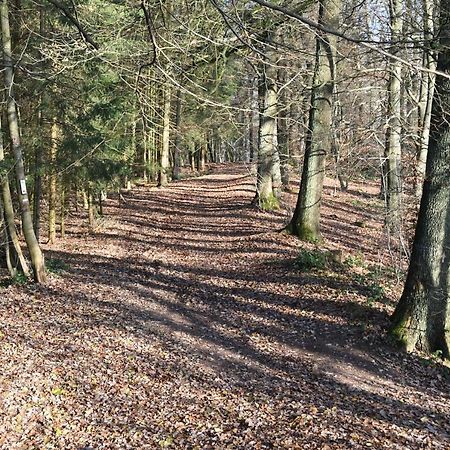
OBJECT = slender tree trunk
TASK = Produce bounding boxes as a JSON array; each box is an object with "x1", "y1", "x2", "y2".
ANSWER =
[
  {"x1": 88, "y1": 188, "x2": 95, "y2": 231},
  {"x1": 173, "y1": 88, "x2": 182, "y2": 180},
  {"x1": 0, "y1": 196, "x2": 15, "y2": 276},
  {"x1": 190, "y1": 143, "x2": 196, "y2": 172},
  {"x1": 142, "y1": 116, "x2": 148, "y2": 183},
  {"x1": 33, "y1": 5, "x2": 44, "y2": 240},
  {"x1": 1, "y1": 0, "x2": 45, "y2": 282},
  {"x1": 278, "y1": 65, "x2": 289, "y2": 189},
  {"x1": 158, "y1": 81, "x2": 171, "y2": 187},
  {"x1": 250, "y1": 77, "x2": 259, "y2": 164},
  {"x1": 385, "y1": 0, "x2": 404, "y2": 232},
  {"x1": 60, "y1": 187, "x2": 65, "y2": 239},
  {"x1": 33, "y1": 137, "x2": 42, "y2": 240},
  {"x1": 416, "y1": 0, "x2": 437, "y2": 198},
  {"x1": 255, "y1": 34, "x2": 280, "y2": 210},
  {"x1": 0, "y1": 115, "x2": 29, "y2": 277},
  {"x1": 48, "y1": 117, "x2": 58, "y2": 245},
  {"x1": 391, "y1": 0, "x2": 450, "y2": 357},
  {"x1": 199, "y1": 139, "x2": 207, "y2": 172},
  {"x1": 287, "y1": 0, "x2": 341, "y2": 241}
]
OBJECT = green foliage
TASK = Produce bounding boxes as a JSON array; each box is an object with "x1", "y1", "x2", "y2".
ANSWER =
[
  {"x1": 46, "y1": 258, "x2": 69, "y2": 275},
  {"x1": 0, "y1": 157, "x2": 14, "y2": 178},
  {"x1": 352, "y1": 273, "x2": 387, "y2": 305},
  {"x1": 0, "y1": 272, "x2": 29, "y2": 288},
  {"x1": 258, "y1": 192, "x2": 279, "y2": 211},
  {"x1": 344, "y1": 252, "x2": 366, "y2": 268},
  {"x1": 295, "y1": 249, "x2": 327, "y2": 272}
]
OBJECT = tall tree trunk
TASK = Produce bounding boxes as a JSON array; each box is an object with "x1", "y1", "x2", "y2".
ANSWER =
[
  {"x1": 385, "y1": 0, "x2": 404, "y2": 231},
  {"x1": 278, "y1": 64, "x2": 289, "y2": 189},
  {"x1": 48, "y1": 117, "x2": 58, "y2": 245},
  {"x1": 172, "y1": 88, "x2": 182, "y2": 180},
  {"x1": 88, "y1": 188, "x2": 95, "y2": 231},
  {"x1": 415, "y1": 0, "x2": 437, "y2": 197},
  {"x1": 287, "y1": 0, "x2": 341, "y2": 241},
  {"x1": 1, "y1": 0, "x2": 45, "y2": 282},
  {"x1": 199, "y1": 139, "x2": 207, "y2": 172},
  {"x1": 0, "y1": 195, "x2": 15, "y2": 276},
  {"x1": 158, "y1": 82, "x2": 171, "y2": 187},
  {"x1": 0, "y1": 115, "x2": 29, "y2": 277},
  {"x1": 60, "y1": 187, "x2": 66, "y2": 239},
  {"x1": 33, "y1": 5, "x2": 44, "y2": 240},
  {"x1": 255, "y1": 34, "x2": 280, "y2": 210},
  {"x1": 249, "y1": 77, "x2": 259, "y2": 164},
  {"x1": 391, "y1": 0, "x2": 450, "y2": 357}
]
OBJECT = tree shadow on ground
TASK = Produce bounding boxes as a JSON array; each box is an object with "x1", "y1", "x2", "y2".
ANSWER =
[{"x1": 29, "y1": 164, "x2": 449, "y2": 447}]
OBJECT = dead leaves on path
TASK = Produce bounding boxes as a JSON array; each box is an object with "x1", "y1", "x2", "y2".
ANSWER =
[{"x1": 0, "y1": 165, "x2": 449, "y2": 449}]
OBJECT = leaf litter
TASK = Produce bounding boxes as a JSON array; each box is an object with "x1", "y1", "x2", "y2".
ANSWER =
[{"x1": 0, "y1": 164, "x2": 449, "y2": 449}]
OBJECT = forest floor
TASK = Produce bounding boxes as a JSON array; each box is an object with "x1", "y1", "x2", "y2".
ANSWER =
[{"x1": 0, "y1": 164, "x2": 449, "y2": 449}]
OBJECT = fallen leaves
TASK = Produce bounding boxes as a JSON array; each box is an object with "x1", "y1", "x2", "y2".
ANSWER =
[{"x1": 0, "y1": 164, "x2": 449, "y2": 449}]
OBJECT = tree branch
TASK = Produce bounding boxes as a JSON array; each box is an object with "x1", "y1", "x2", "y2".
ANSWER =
[{"x1": 44, "y1": 0, "x2": 99, "y2": 49}]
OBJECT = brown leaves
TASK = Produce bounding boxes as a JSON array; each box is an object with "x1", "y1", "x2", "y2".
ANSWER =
[{"x1": 0, "y1": 165, "x2": 449, "y2": 449}]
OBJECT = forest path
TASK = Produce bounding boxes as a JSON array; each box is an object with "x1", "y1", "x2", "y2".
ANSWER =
[{"x1": 0, "y1": 164, "x2": 449, "y2": 449}]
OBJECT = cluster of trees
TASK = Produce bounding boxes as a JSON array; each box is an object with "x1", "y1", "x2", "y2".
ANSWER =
[{"x1": 0, "y1": 0, "x2": 449, "y2": 357}]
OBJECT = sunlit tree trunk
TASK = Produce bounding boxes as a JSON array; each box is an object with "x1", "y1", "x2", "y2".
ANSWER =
[
  {"x1": 385, "y1": 0, "x2": 403, "y2": 231},
  {"x1": 1, "y1": 0, "x2": 46, "y2": 282},
  {"x1": 277, "y1": 49, "x2": 289, "y2": 189},
  {"x1": 88, "y1": 187, "x2": 96, "y2": 231},
  {"x1": 287, "y1": 0, "x2": 341, "y2": 241},
  {"x1": 391, "y1": 0, "x2": 450, "y2": 357},
  {"x1": 255, "y1": 34, "x2": 280, "y2": 210},
  {"x1": 0, "y1": 115, "x2": 29, "y2": 277},
  {"x1": 415, "y1": 0, "x2": 437, "y2": 197},
  {"x1": 158, "y1": 82, "x2": 171, "y2": 187},
  {"x1": 33, "y1": 5, "x2": 45, "y2": 240},
  {"x1": 48, "y1": 117, "x2": 59, "y2": 245},
  {"x1": 172, "y1": 88, "x2": 182, "y2": 180}
]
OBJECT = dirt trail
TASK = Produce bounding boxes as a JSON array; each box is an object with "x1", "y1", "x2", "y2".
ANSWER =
[{"x1": 0, "y1": 164, "x2": 449, "y2": 449}]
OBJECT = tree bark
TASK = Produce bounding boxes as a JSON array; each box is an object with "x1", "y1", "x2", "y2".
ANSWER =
[
  {"x1": 391, "y1": 0, "x2": 450, "y2": 358},
  {"x1": 172, "y1": 88, "x2": 182, "y2": 180},
  {"x1": 385, "y1": 0, "x2": 403, "y2": 232},
  {"x1": 158, "y1": 81, "x2": 171, "y2": 187},
  {"x1": 33, "y1": 5, "x2": 45, "y2": 240},
  {"x1": 287, "y1": 0, "x2": 341, "y2": 241},
  {"x1": 0, "y1": 114, "x2": 29, "y2": 277},
  {"x1": 60, "y1": 187, "x2": 66, "y2": 239},
  {"x1": 1, "y1": 0, "x2": 45, "y2": 282},
  {"x1": 415, "y1": 0, "x2": 437, "y2": 198},
  {"x1": 255, "y1": 34, "x2": 280, "y2": 210},
  {"x1": 48, "y1": 117, "x2": 58, "y2": 245},
  {"x1": 277, "y1": 47, "x2": 289, "y2": 189}
]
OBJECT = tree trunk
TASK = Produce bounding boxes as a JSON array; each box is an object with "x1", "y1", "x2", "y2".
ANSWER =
[
  {"x1": 88, "y1": 188, "x2": 96, "y2": 231},
  {"x1": 48, "y1": 117, "x2": 58, "y2": 245},
  {"x1": 33, "y1": 5, "x2": 44, "y2": 240},
  {"x1": 0, "y1": 196, "x2": 15, "y2": 276},
  {"x1": 255, "y1": 34, "x2": 280, "y2": 210},
  {"x1": 60, "y1": 187, "x2": 66, "y2": 239},
  {"x1": 278, "y1": 54, "x2": 289, "y2": 189},
  {"x1": 1, "y1": 0, "x2": 45, "y2": 282},
  {"x1": 385, "y1": 0, "x2": 403, "y2": 232},
  {"x1": 287, "y1": 0, "x2": 341, "y2": 241},
  {"x1": 0, "y1": 115, "x2": 29, "y2": 277},
  {"x1": 250, "y1": 78, "x2": 259, "y2": 164},
  {"x1": 172, "y1": 88, "x2": 182, "y2": 180},
  {"x1": 158, "y1": 81, "x2": 171, "y2": 187},
  {"x1": 391, "y1": 3, "x2": 450, "y2": 356},
  {"x1": 415, "y1": 0, "x2": 437, "y2": 198}
]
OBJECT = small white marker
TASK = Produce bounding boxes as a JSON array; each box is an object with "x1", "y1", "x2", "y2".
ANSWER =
[{"x1": 20, "y1": 179, "x2": 27, "y2": 195}]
